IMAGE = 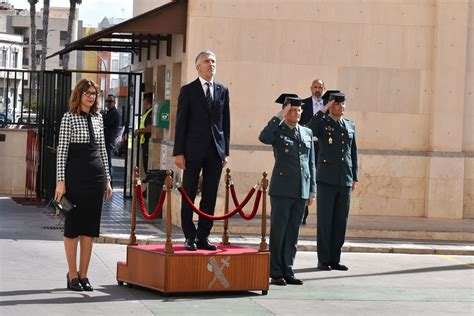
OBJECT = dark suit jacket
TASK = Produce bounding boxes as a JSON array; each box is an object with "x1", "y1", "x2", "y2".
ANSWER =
[
  {"x1": 173, "y1": 78, "x2": 230, "y2": 161},
  {"x1": 307, "y1": 111, "x2": 358, "y2": 187},
  {"x1": 103, "y1": 107, "x2": 120, "y2": 146},
  {"x1": 300, "y1": 97, "x2": 314, "y2": 126}
]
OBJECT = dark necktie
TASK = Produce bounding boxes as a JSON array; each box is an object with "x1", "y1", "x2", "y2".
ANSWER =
[
  {"x1": 338, "y1": 120, "x2": 345, "y2": 129},
  {"x1": 205, "y1": 82, "x2": 213, "y2": 109},
  {"x1": 293, "y1": 127, "x2": 300, "y2": 143}
]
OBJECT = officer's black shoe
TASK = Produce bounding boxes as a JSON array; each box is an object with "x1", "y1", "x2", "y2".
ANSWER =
[
  {"x1": 184, "y1": 239, "x2": 197, "y2": 251},
  {"x1": 284, "y1": 276, "x2": 303, "y2": 285},
  {"x1": 330, "y1": 263, "x2": 349, "y2": 271},
  {"x1": 270, "y1": 277, "x2": 286, "y2": 286},
  {"x1": 317, "y1": 263, "x2": 331, "y2": 271},
  {"x1": 196, "y1": 239, "x2": 217, "y2": 251}
]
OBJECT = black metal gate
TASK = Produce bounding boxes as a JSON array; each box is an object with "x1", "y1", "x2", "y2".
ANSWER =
[{"x1": 1, "y1": 68, "x2": 143, "y2": 201}]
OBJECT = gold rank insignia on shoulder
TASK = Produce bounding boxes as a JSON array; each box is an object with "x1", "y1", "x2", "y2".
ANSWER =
[{"x1": 329, "y1": 137, "x2": 333, "y2": 144}]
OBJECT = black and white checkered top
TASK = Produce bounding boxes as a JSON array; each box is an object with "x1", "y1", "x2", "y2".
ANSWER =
[{"x1": 57, "y1": 111, "x2": 110, "y2": 182}]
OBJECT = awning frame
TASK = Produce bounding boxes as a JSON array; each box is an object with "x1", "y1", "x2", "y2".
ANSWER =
[{"x1": 47, "y1": 0, "x2": 187, "y2": 62}]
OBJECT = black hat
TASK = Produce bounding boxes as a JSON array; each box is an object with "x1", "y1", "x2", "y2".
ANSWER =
[
  {"x1": 321, "y1": 90, "x2": 345, "y2": 103},
  {"x1": 275, "y1": 93, "x2": 301, "y2": 106}
]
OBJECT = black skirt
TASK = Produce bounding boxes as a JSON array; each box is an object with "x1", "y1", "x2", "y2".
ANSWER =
[{"x1": 64, "y1": 143, "x2": 105, "y2": 238}]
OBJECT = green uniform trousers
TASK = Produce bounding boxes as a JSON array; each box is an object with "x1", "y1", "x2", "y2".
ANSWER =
[
  {"x1": 269, "y1": 196, "x2": 306, "y2": 279},
  {"x1": 317, "y1": 182, "x2": 351, "y2": 265}
]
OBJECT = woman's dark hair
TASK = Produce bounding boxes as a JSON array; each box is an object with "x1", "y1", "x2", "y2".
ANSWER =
[{"x1": 69, "y1": 79, "x2": 100, "y2": 115}]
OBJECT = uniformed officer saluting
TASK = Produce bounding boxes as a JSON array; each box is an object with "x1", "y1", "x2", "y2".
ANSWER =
[
  {"x1": 259, "y1": 94, "x2": 316, "y2": 286},
  {"x1": 307, "y1": 90, "x2": 358, "y2": 271}
]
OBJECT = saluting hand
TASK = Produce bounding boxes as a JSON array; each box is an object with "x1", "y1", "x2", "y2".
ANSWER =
[
  {"x1": 322, "y1": 100, "x2": 334, "y2": 113},
  {"x1": 279, "y1": 104, "x2": 291, "y2": 117}
]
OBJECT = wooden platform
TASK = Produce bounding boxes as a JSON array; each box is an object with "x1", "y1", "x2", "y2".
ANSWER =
[{"x1": 117, "y1": 244, "x2": 270, "y2": 295}]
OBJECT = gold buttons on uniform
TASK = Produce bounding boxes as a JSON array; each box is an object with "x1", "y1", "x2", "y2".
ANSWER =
[
  {"x1": 342, "y1": 158, "x2": 344, "y2": 160},
  {"x1": 285, "y1": 149, "x2": 289, "y2": 153},
  {"x1": 342, "y1": 141, "x2": 345, "y2": 144},
  {"x1": 279, "y1": 172, "x2": 283, "y2": 175},
  {"x1": 323, "y1": 159, "x2": 327, "y2": 162},
  {"x1": 342, "y1": 149, "x2": 344, "y2": 152}
]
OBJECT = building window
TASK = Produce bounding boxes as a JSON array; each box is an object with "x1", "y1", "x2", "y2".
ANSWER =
[
  {"x1": 60, "y1": 31, "x2": 68, "y2": 46},
  {"x1": 111, "y1": 78, "x2": 118, "y2": 89},
  {"x1": 0, "y1": 50, "x2": 6, "y2": 67},
  {"x1": 12, "y1": 51, "x2": 18, "y2": 68},
  {"x1": 112, "y1": 60, "x2": 119, "y2": 72},
  {"x1": 59, "y1": 55, "x2": 63, "y2": 67}
]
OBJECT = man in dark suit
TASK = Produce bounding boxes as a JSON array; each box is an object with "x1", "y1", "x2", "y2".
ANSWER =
[
  {"x1": 300, "y1": 79, "x2": 326, "y2": 224},
  {"x1": 259, "y1": 94, "x2": 316, "y2": 286},
  {"x1": 173, "y1": 50, "x2": 231, "y2": 251},
  {"x1": 103, "y1": 94, "x2": 120, "y2": 179},
  {"x1": 307, "y1": 91, "x2": 358, "y2": 271}
]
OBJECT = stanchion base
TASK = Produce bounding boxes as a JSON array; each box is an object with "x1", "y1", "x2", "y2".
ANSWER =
[{"x1": 117, "y1": 244, "x2": 269, "y2": 295}]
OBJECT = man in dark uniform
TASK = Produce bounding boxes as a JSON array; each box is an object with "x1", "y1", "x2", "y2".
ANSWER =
[
  {"x1": 300, "y1": 79, "x2": 326, "y2": 224},
  {"x1": 259, "y1": 94, "x2": 316, "y2": 286},
  {"x1": 307, "y1": 90, "x2": 358, "y2": 271},
  {"x1": 103, "y1": 94, "x2": 120, "y2": 180}
]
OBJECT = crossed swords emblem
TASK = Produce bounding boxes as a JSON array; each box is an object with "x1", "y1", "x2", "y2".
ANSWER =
[{"x1": 207, "y1": 256, "x2": 230, "y2": 289}]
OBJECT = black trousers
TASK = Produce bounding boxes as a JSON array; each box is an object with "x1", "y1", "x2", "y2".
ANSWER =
[
  {"x1": 181, "y1": 146, "x2": 223, "y2": 241},
  {"x1": 316, "y1": 182, "x2": 351, "y2": 265},
  {"x1": 141, "y1": 142, "x2": 149, "y2": 173}
]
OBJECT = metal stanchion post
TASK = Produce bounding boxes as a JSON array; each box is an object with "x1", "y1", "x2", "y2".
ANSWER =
[
  {"x1": 165, "y1": 170, "x2": 174, "y2": 254},
  {"x1": 129, "y1": 166, "x2": 139, "y2": 245},
  {"x1": 221, "y1": 168, "x2": 231, "y2": 245},
  {"x1": 259, "y1": 172, "x2": 269, "y2": 252}
]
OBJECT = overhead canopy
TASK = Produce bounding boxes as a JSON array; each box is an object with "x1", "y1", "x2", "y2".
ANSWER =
[{"x1": 47, "y1": 0, "x2": 187, "y2": 61}]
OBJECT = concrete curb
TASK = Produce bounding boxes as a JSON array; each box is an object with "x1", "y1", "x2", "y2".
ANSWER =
[{"x1": 97, "y1": 234, "x2": 474, "y2": 256}]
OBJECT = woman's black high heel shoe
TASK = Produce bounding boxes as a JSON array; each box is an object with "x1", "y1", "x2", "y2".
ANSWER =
[
  {"x1": 79, "y1": 277, "x2": 93, "y2": 291},
  {"x1": 66, "y1": 273, "x2": 83, "y2": 291}
]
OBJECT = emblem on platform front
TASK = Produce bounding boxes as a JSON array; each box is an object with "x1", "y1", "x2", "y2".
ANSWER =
[{"x1": 207, "y1": 256, "x2": 230, "y2": 289}]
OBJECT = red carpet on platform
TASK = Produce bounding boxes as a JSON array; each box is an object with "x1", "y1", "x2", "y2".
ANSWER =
[{"x1": 133, "y1": 244, "x2": 259, "y2": 255}]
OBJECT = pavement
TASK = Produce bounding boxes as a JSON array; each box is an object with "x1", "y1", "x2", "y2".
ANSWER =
[
  {"x1": 0, "y1": 159, "x2": 473, "y2": 315},
  {"x1": 1, "y1": 197, "x2": 473, "y2": 315}
]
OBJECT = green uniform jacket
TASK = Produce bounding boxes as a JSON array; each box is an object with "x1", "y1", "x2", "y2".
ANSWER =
[
  {"x1": 259, "y1": 117, "x2": 316, "y2": 199},
  {"x1": 307, "y1": 111, "x2": 358, "y2": 187}
]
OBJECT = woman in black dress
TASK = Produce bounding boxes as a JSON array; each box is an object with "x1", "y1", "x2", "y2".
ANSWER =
[{"x1": 55, "y1": 79, "x2": 113, "y2": 292}]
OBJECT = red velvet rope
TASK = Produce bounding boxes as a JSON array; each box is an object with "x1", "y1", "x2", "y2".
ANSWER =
[
  {"x1": 137, "y1": 184, "x2": 166, "y2": 220},
  {"x1": 231, "y1": 185, "x2": 262, "y2": 220},
  {"x1": 177, "y1": 186, "x2": 256, "y2": 220}
]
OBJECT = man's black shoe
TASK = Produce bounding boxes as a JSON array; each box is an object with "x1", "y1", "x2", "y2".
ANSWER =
[
  {"x1": 317, "y1": 263, "x2": 331, "y2": 270},
  {"x1": 331, "y1": 263, "x2": 349, "y2": 271},
  {"x1": 196, "y1": 239, "x2": 217, "y2": 251},
  {"x1": 284, "y1": 276, "x2": 303, "y2": 285},
  {"x1": 270, "y1": 277, "x2": 286, "y2": 286},
  {"x1": 184, "y1": 239, "x2": 197, "y2": 251}
]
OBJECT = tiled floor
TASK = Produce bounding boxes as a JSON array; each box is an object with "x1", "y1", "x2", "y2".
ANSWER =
[{"x1": 100, "y1": 158, "x2": 184, "y2": 239}]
